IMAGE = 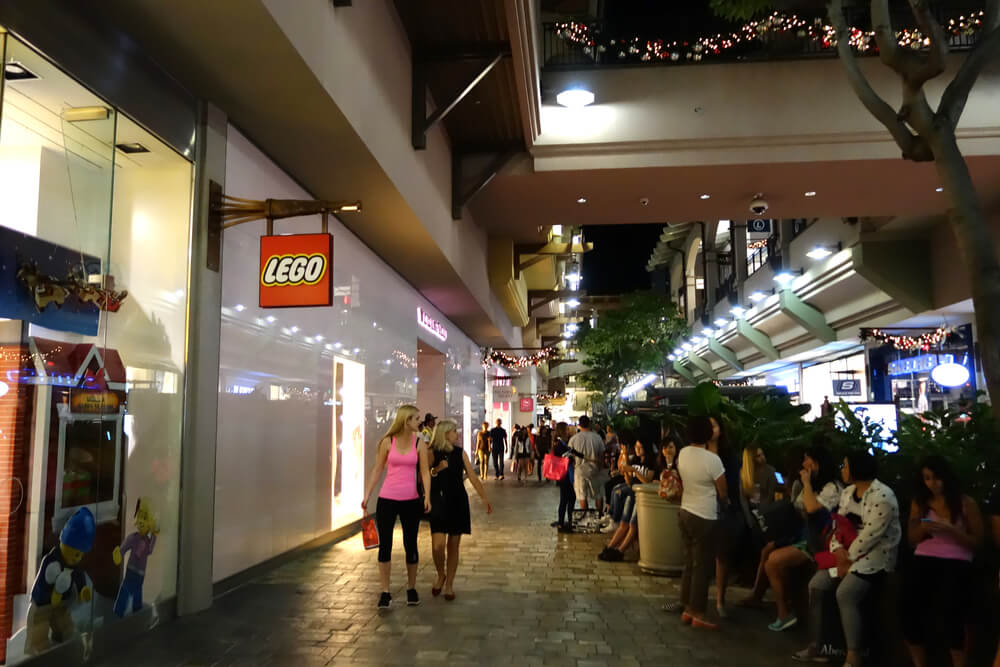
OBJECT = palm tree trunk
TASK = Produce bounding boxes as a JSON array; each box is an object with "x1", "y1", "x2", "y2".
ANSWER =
[{"x1": 928, "y1": 129, "x2": 1000, "y2": 418}]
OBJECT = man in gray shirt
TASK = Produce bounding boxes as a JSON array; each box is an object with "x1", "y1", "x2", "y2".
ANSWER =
[{"x1": 568, "y1": 415, "x2": 606, "y2": 512}]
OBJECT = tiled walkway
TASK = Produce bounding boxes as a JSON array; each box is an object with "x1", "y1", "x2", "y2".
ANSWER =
[{"x1": 95, "y1": 479, "x2": 803, "y2": 666}]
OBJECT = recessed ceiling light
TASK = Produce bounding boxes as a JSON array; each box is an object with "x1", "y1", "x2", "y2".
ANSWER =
[
  {"x1": 806, "y1": 246, "x2": 834, "y2": 260},
  {"x1": 4, "y1": 61, "x2": 38, "y2": 81},
  {"x1": 556, "y1": 87, "x2": 595, "y2": 108},
  {"x1": 576, "y1": 197, "x2": 587, "y2": 204},
  {"x1": 115, "y1": 142, "x2": 149, "y2": 154},
  {"x1": 804, "y1": 191, "x2": 817, "y2": 197},
  {"x1": 935, "y1": 187, "x2": 943, "y2": 192},
  {"x1": 748, "y1": 291, "x2": 768, "y2": 302},
  {"x1": 699, "y1": 194, "x2": 711, "y2": 200},
  {"x1": 731, "y1": 305, "x2": 747, "y2": 317},
  {"x1": 714, "y1": 318, "x2": 728, "y2": 327},
  {"x1": 774, "y1": 271, "x2": 798, "y2": 285},
  {"x1": 234, "y1": 304, "x2": 246, "y2": 312}
]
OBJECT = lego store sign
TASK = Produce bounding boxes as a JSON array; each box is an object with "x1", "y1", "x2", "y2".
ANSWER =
[{"x1": 259, "y1": 234, "x2": 333, "y2": 308}]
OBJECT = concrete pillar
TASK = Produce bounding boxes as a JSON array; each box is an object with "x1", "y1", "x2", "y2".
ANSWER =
[
  {"x1": 177, "y1": 102, "x2": 226, "y2": 615},
  {"x1": 779, "y1": 219, "x2": 795, "y2": 267},
  {"x1": 732, "y1": 222, "x2": 748, "y2": 303}
]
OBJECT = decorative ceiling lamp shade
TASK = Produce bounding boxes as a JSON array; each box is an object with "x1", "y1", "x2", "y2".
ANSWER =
[{"x1": 931, "y1": 361, "x2": 970, "y2": 387}]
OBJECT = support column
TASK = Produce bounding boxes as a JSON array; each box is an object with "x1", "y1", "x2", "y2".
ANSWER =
[
  {"x1": 735, "y1": 318, "x2": 780, "y2": 362},
  {"x1": 686, "y1": 352, "x2": 718, "y2": 381},
  {"x1": 178, "y1": 102, "x2": 226, "y2": 615},
  {"x1": 732, "y1": 222, "x2": 748, "y2": 303},
  {"x1": 778, "y1": 289, "x2": 836, "y2": 343},
  {"x1": 673, "y1": 361, "x2": 697, "y2": 385}
]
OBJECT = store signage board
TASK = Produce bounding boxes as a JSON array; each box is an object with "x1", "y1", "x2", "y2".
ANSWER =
[
  {"x1": 493, "y1": 385, "x2": 514, "y2": 403},
  {"x1": 888, "y1": 353, "x2": 951, "y2": 376},
  {"x1": 748, "y1": 219, "x2": 772, "y2": 234},
  {"x1": 519, "y1": 397, "x2": 534, "y2": 412},
  {"x1": 832, "y1": 379, "x2": 862, "y2": 397},
  {"x1": 417, "y1": 307, "x2": 448, "y2": 342},
  {"x1": 259, "y1": 233, "x2": 333, "y2": 308}
]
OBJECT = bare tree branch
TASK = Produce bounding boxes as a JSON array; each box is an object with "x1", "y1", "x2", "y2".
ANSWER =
[
  {"x1": 938, "y1": 26, "x2": 1000, "y2": 131},
  {"x1": 827, "y1": 0, "x2": 932, "y2": 161},
  {"x1": 906, "y1": 0, "x2": 949, "y2": 87}
]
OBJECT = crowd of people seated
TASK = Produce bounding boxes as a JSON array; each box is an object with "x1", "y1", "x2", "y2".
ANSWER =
[{"x1": 538, "y1": 413, "x2": 994, "y2": 667}]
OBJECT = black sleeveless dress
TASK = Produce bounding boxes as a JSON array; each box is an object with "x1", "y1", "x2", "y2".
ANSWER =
[{"x1": 429, "y1": 446, "x2": 471, "y2": 535}]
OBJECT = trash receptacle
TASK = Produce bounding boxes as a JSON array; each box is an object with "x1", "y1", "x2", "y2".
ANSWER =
[{"x1": 634, "y1": 483, "x2": 683, "y2": 576}]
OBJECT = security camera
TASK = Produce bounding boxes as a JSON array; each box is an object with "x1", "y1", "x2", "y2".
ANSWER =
[
  {"x1": 639, "y1": 197, "x2": 650, "y2": 207},
  {"x1": 749, "y1": 194, "x2": 769, "y2": 216}
]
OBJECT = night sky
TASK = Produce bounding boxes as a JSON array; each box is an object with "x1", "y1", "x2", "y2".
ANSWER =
[{"x1": 581, "y1": 224, "x2": 666, "y2": 295}]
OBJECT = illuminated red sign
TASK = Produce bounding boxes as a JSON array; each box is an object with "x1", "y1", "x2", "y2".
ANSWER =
[
  {"x1": 519, "y1": 397, "x2": 534, "y2": 412},
  {"x1": 259, "y1": 234, "x2": 333, "y2": 308},
  {"x1": 417, "y1": 307, "x2": 448, "y2": 342}
]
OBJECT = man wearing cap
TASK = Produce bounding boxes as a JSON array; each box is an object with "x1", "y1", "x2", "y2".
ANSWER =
[
  {"x1": 26, "y1": 507, "x2": 96, "y2": 655},
  {"x1": 421, "y1": 413, "x2": 437, "y2": 443}
]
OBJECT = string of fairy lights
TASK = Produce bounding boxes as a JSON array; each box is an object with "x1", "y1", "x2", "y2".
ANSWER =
[
  {"x1": 858, "y1": 327, "x2": 955, "y2": 352},
  {"x1": 482, "y1": 347, "x2": 559, "y2": 369},
  {"x1": 554, "y1": 10, "x2": 985, "y2": 64}
]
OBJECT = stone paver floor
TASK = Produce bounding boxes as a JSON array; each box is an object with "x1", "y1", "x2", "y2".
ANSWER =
[{"x1": 94, "y1": 478, "x2": 807, "y2": 666}]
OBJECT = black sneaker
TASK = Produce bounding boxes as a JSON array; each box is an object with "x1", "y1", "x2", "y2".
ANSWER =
[
  {"x1": 377, "y1": 592, "x2": 392, "y2": 609},
  {"x1": 550, "y1": 521, "x2": 561, "y2": 527},
  {"x1": 605, "y1": 548, "x2": 624, "y2": 562},
  {"x1": 406, "y1": 588, "x2": 420, "y2": 606},
  {"x1": 558, "y1": 524, "x2": 574, "y2": 534}
]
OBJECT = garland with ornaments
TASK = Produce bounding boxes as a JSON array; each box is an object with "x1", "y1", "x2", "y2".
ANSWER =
[
  {"x1": 553, "y1": 10, "x2": 984, "y2": 65},
  {"x1": 482, "y1": 347, "x2": 559, "y2": 369},
  {"x1": 858, "y1": 327, "x2": 958, "y2": 352}
]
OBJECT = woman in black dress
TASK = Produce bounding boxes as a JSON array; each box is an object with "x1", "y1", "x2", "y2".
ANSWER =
[{"x1": 427, "y1": 420, "x2": 493, "y2": 600}]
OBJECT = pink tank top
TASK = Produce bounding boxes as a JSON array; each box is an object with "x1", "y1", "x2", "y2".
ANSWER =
[
  {"x1": 915, "y1": 508, "x2": 973, "y2": 562},
  {"x1": 379, "y1": 435, "x2": 419, "y2": 501}
]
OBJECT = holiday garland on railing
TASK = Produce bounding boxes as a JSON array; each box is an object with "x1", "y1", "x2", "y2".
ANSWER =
[
  {"x1": 554, "y1": 10, "x2": 984, "y2": 64},
  {"x1": 482, "y1": 347, "x2": 559, "y2": 369},
  {"x1": 858, "y1": 327, "x2": 957, "y2": 352}
]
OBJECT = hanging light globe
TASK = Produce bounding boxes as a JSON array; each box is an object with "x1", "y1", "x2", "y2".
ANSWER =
[{"x1": 931, "y1": 362, "x2": 969, "y2": 388}]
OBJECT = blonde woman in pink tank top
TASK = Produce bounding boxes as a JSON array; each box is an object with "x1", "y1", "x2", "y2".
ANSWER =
[
  {"x1": 903, "y1": 455, "x2": 983, "y2": 667},
  {"x1": 362, "y1": 405, "x2": 432, "y2": 610}
]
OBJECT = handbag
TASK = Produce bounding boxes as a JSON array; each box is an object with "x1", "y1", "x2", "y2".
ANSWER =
[
  {"x1": 658, "y1": 470, "x2": 683, "y2": 502},
  {"x1": 749, "y1": 499, "x2": 803, "y2": 545},
  {"x1": 361, "y1": 512, "x2": 379, "y2": 550},
  {"x1": 542, "y1": 453, "x2": 569, "y2": 481}
]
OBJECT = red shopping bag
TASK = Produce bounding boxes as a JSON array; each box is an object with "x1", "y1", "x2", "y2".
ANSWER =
[
  {"x1": 542, "y1": 453, "x2": 568, "y2": 481},
  {"x1": 361, "y1": 512, "x2": 379, "y2": 550}
]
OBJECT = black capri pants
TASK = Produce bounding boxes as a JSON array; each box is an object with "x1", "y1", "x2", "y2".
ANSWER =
[
  {"x1": 375, "y1": 497, "x2": 423, "y2": 564},
  {"x1": 900, "y1": 555, "x2": 973, "y2": 650}
]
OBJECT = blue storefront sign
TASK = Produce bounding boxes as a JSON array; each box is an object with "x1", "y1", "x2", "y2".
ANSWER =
[{"x1": 888, "y1": 353, "x2": 952, "y2": 377}]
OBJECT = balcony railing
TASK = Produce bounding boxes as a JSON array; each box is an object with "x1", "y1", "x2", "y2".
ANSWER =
[{"x1": 541, "y1": 4, "x2": 981, "y2": 71}]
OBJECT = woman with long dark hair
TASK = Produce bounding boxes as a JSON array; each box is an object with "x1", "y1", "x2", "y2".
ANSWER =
[
  {"x1": 362, "y1": 405, "x2": 432, "y2": 609},
  {"x1": 551, "y1": 422, "x2": 576, "y2": 533},
  {"x1": 901, "y1": 456, "x2": 982, "y2": 667},
  {"x1": 426, "y1": 420, "x2": 492, "y2": 601},
  {"x1": 740, "y1": 444, "x2": 842, "y2": 630},
  {"x1": 598, "y1": 438, "x2": 659, "y2": 562}
]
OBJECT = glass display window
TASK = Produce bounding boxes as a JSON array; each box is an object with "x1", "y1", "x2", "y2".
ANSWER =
[{"x1": 0, "y1": 31, "x2": 193, "y2": 664}]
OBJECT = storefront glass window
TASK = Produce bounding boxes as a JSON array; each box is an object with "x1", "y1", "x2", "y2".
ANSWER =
[{"x1": 0, "y1": 32, "x2": 192, "y2": 664}]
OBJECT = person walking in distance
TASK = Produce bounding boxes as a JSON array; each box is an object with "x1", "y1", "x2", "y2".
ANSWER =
[
  {"x1": 489, "y1": 419, "x2": 508, "y2": 480},
  {"x1": 475, "y1": 422, "x2": 491, "y2": 480},
  {"x1": 534, "y1": 421, "x2": 552, "y2": 483},
  {"x1": 362, "y1": 405, "x2": 432, "y2": 610},
  {"x1": 676, "y1": 416, "x2": 728, "y2": 630},
  {"x1": 427, "y1": 420, "x2": 493, "y2": 600},
  {"x1": 511, "y1": 424, "x2": 532, "y2": 483}
]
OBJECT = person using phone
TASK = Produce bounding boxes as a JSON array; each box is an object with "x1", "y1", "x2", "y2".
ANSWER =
[{"x1": 901, "y1": 456, "x2": 982, "y2": 667}]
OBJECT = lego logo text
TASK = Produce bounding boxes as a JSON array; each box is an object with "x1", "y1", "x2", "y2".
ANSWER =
[{"x1": 261, "y1": 254, "x2": 327, "y2": 287}]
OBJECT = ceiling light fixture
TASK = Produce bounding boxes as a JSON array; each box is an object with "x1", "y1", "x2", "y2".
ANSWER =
[
  {"x1": 115, "y1": 142, "x2": 149, "y2": 154},
  {"x1": 556, "y1": 87, "x2": 595, "y2": 108},
  {"x1": 804, "y1": 191, "x2": 817, "y2": 197},
  {"x1": 699, "y1": 194, "x2": 711, "y2": 200},
  {"x1": 714, "y1": 318, "x2": 728, "y2": 327},
  {"x1": 806, "y1": 242, "x2": 842, "y2": 260},
  {"x1": 682, "y1": 343, "x2": 694, "y2": 351},
  {"x1": 565, "y1": 298, "x2": 581, "y2": 308},
  {"x1": 61, "y1": 106, "x2": 111, "y2": 122},
  {"x1": 748, "y1": 289, "x2": 773, "y2": 302},
  {"x1": 4, "y1": 61, "x2": 39, "y2": 81},
  {"x1": 576, "y1": 197, "x2": 587, "y2": 204},
  {"x1": 731, "y1": 305, "x2": 747, "y2": 317},
  {"x1": 702, "y1": 327, "x2": 714, "y2": 336},
  {"x1": 935, "y1": 187, "x2": 944, "y2": 192},
  {"x1": 774, "y1": 269, "x2": 803, "y2": 286}
]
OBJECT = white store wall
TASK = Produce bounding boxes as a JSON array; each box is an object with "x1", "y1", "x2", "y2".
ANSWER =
[{"x1": 214, "y1": 128, "x2": 485, "y2": 581}]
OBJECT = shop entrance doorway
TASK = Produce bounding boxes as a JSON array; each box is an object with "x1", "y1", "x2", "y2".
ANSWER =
[{"x1": 417, "y1": 342, "x2": 446, "y2": 427}]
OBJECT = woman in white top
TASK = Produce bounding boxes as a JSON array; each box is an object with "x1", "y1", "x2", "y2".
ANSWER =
[{"x1": 675, "y1": 416, "x2": 728, "y2": 630}]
